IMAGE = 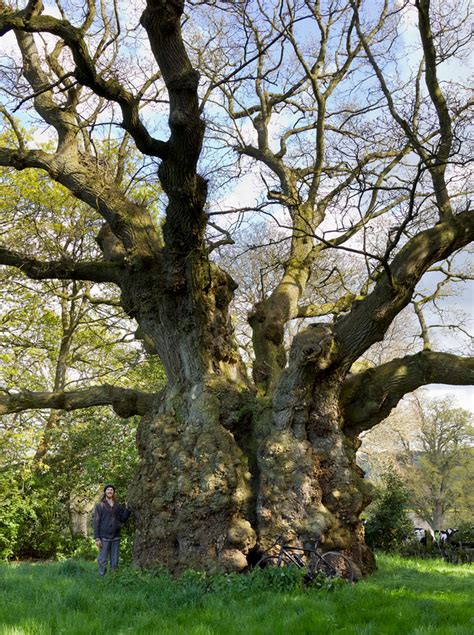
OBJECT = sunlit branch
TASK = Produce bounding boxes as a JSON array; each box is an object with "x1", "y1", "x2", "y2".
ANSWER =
[
  {"x1": 334, "y1": 208, "x2": 474, "y2": 363},
  {"x1": 0, "y1": 385, "x2": 155, "y2": 418},
  {"x1": 342, "y1": 351, "x2": 474, "y2": 435}
]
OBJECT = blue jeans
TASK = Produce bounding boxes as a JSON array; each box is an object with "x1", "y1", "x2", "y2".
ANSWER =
[{"x1": 98, "y1": 538, "x2": 120, "y2": 575}]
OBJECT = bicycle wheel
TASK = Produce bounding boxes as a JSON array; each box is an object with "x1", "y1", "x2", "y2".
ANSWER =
[
  {"x1": 315, "y1": 552, "x2": 354, "y2": 582},
  {"x1": 255, "y1": 555, "x2": 293, "y2": 569}
]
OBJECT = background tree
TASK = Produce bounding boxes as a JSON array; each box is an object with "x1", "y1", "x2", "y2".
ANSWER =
[
  {"x1": 0, "y1": 0, "x2": 472, "y2": 575},
  {"x1": 0, "y1": 166, "x2": 164, "y2": 558},
  {"x1": 399, "y1": 397, "x2": 473, "y2": 530},
  {"x1": 359, "y1": 394, "x2": 473, "y2": 531}
]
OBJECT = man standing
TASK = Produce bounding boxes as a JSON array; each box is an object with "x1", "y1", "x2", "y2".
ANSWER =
[{"x1": 93, "y1": 484, "x2": 131, "y2": 575}]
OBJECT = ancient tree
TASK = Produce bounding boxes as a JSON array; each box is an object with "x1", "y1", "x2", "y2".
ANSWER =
[{"x1": 0, "y1": 0, "x2": 473, "y2": 575}]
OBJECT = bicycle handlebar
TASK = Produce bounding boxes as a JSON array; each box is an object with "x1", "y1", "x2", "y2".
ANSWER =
[{"x1": 267, "y1": 535, "x2": 321, "y2": 551}]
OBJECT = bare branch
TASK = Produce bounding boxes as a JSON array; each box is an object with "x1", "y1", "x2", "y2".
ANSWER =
[
  {"x1": 207, "y1": 221, "x2": 235, "y2": 253},
  {"x1": 342, "y1": 351, "x2": 474, "y2": 435},
  {"x1": 0, "y1": 9, "x2": 168, "y2": 159},
  {"x1": 415, "y1": 0, "x2": 454, "y2": 217},
  {"x1": 351, "y1": 0, "x2": 459, "y2": 221},
  {"x1": 13, "y1": 71, "x2": 76, "y2": 113},
  {"x1": 0, "y1": 385, "x2": 155, "y2": 418},
  {"x1": 413, "y1": 300, "x2": 432, "y2": 351},
  {"x1": 0, "y1": 246, "x2": 121, "y2": 284}
]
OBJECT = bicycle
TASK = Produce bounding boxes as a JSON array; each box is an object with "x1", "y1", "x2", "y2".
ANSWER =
[{"x1": 255, "y1": 536, "x2": 354, "y2": 583}]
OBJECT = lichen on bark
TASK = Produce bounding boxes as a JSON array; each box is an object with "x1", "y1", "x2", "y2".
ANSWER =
[
  {"x1": 255, "y1": 325, "x2": 375, "y2": 575},
  {"x1": 130, "y1": 381, "x2": 256, "y2": 573}
]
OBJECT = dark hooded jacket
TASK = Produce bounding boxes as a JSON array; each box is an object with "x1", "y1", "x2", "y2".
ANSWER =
[{"x1": 93, "y1": 501, "x2": 130, "y2": 540}]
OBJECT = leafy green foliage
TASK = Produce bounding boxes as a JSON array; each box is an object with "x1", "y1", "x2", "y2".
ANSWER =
[
  {"x1": 68, "y1": 537, "x2": 99, "y2": 562},
  {"x1": 97, "y1": 562, "x2": 341, "y2": 597},
  {"x1": 453, "y1": 522, "x2": 474, "y2": 546},
  {"x1": 0, "y1": 472, "x2": 35, "y2": 559},
  {"x1": 0, "y1": 165, "x2": 166, "y2": 560},
  {"x1": 364, "y1": 470, "x2": 414, "y2": 552},
  {"x1": 361, "y1": 396, "x2": 473, "y2": 541},
  {"x1": 400, "y1": 397, "x2": 474, "y2": 529},
  {"x1": 2, "y1": 407, "x2": 138, "y2": 560}
]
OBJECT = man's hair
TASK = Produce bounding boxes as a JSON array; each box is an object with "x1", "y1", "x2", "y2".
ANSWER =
[
  {"x1": 100, "y1": 491, "x2": 117, "y2": 504},
  {"x1": 101, "y1": 485, "x2": 117, "y2": 504}
]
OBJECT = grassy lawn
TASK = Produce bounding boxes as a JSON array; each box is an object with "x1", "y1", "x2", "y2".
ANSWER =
[{"x1": 0, "y1": 554, "x2": 472, "y2": 634}]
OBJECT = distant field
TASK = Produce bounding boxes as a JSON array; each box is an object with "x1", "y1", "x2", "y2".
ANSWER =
[{"x1": 0, "y1": 554, "x2": 472, "y2": 634}]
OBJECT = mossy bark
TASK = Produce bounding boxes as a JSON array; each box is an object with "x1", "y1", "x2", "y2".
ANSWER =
[
  {"x1": 256, "y1": 325, "x2": 375, "y2": 576},
  {"x1": 130, "y1": 382, "x2": 256, "y2": 573}
]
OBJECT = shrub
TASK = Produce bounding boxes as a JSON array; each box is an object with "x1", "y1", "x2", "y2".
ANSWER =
[
  {"x1": 69, "y1": 536, "x2": 98, "y2": 561},
  {"x1": 453, "y1": 523, "x2": 474, "y2": 546},
  {"x1": 364, "y1": 470, "x2": 414, "y2": 552},
  {"x1": 0, "y1": 472, "x2": 36, "y2": 559}
]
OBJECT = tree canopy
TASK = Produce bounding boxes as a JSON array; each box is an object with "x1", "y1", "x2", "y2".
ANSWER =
[{"x1": 0, "y1": 0, "x2": 472, "y2": 574}]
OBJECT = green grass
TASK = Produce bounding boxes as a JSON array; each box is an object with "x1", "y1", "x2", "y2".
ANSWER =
[{"x1": 0, "y1": 554, "x2": 472, "y2": 634}]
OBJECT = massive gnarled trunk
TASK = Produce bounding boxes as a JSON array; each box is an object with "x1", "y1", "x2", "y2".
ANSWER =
[
  {"x1": 123, "y1": 262, "x2": 258, "y2": 572},
  {"x1": 128, "y1": 318, "x2": 375, "y2": 574},
  {"x1": 130, "y1": 382, "x2": 256, "y2": 572}
]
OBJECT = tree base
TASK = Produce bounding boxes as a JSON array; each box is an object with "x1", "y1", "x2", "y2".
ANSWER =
[{"x1": 129, "y1": 384, "x2": 256, "y2": 573}]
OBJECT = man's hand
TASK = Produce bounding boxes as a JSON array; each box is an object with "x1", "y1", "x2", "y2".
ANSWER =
[{"x1": 95, "y1": 538, "x2": 102, "y2": 548}]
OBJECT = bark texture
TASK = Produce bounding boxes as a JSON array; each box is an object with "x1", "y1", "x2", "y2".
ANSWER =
[
  {"x1": 130, "y1": 381, "x2": 256, "y2": 572},
  {"x1": 257, "y1": 325, "x2": 374, "y2": 577}
]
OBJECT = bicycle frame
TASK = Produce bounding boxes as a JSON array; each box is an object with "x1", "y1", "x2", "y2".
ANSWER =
[
  {"x1": 258, "y1": 536, "x2": 355, "y2": 582},
  {"x1": 272, "y1": 536, "x2": 321, "y2": 569}
]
